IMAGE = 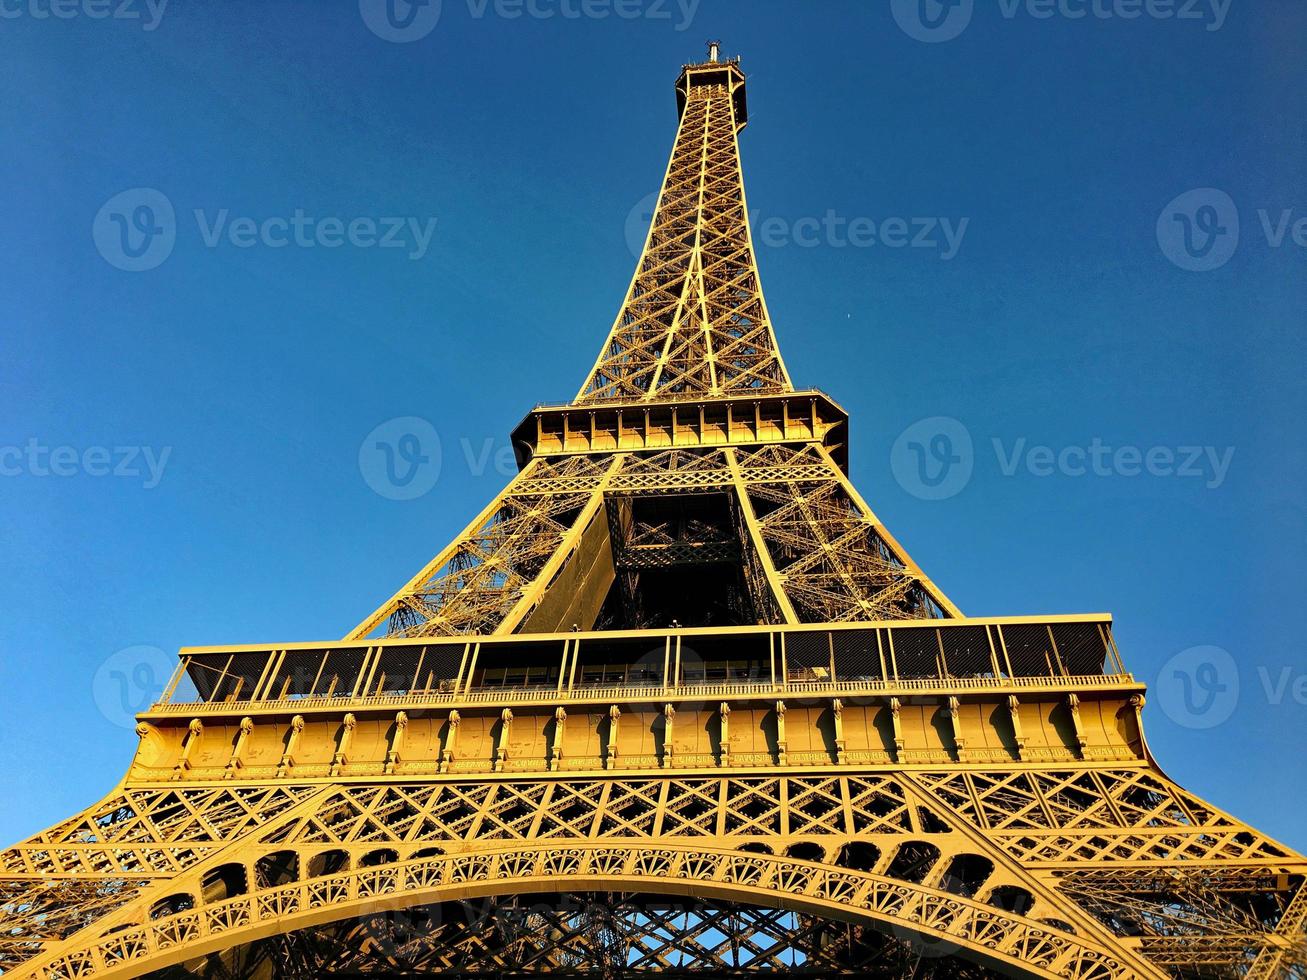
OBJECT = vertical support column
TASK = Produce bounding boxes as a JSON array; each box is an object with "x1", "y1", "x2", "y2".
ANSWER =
[
  {"x1": 440, "y1": 710, "x2": 461, "y2": 773},
  {"x1": 411, "y1": 647, "x2": 428, "y2": 693},
  {"x1": 173, "y1": 719, "x2": 203, "y2": 779},
  {"x1": 277, "y1": 716, "x2": 305, "y2": 777},
  {"x1": 251, "y1": 653, "x2": 281, "y2": 702},
  {"x1": 358, "y1": 646, "x2": 380, "y2": 698},
  {"x1": 775, "y1": 700, "x2": 788, "y2": 766},
  {"x1": 462, "y1": 644, "x2": 482, "y2": 697},
  {"x1": 769, "y1": 632, "x2": 778, "y2": 691},
  {"x1": 568, "y1": 639, "x2": 581, "y2": 693},
  {"x1": 1066, "y1": 694, "x2": 1088, "y2": 756},
  {"x1": 330, "y1": 714, "x2": 357, "y2": 776},
  {"x1": 1047, "y1": 625, "x2": 1068, "y2": 677},
  {"x1": 1126, "y1": 694, "x2": 1146, "y2": 750},
  {"x1": 557, "y1": 640, "x2": 572, "y2": 695},
  {"x1": 888, "y1": 698, "x2": 904, "y2": 761},
  {"x1": 494, "y1": 708, "x2": 513, "y2": 772},
  {"x1": 832, "y1": 698, "x2": 846, "y2": 764},
  {"x1": 946, "y1": 696, "x2": 966, "y2": 762},
  {"x1": 985, "y1": 626, "x2": 1003, "y2": 678},
  {"x1": 996, "y1": 626, "x2": 1016, "y2": 678},
  {"x1": 453, "y1": 643, "x2": 471, "y2": 695},
  {"x1": 385, "y1": 711, "x2": 408, "y2": 774},
  {"x1": 718, "y1": 702, "x2": 731, "y2": 767},
  {"x1": 224, "y1": 717, "x2": 254, "y2": 778},
  {"x1": 550, "y1": 707, "x2": 567, "y2": 772},
  {"x1": 661, "y1": 704, "x2": 675, "y2": 768},
  {"x1": 606, "y1": 705, "x2": 620, "y2": 770},
  {"x1": 1007, "y1": 695, "x2": 1027, "y2": 761}
]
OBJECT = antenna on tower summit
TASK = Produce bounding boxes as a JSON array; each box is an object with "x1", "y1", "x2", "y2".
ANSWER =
[{"x1": 706, "y1": 39, "x2": 720, "y2": 62}]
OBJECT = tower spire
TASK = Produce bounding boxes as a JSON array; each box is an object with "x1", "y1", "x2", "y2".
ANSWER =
[{"x1": 577, "y1": 49, "x2": 776, "y2": 402}]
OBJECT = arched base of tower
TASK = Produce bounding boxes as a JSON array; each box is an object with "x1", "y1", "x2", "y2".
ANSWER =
[{"x1": 146, "y1": 892, "x2": 1011, "y2": 979}]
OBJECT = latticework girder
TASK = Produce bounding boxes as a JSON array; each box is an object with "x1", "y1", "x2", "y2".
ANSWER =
[
  {"x1": 5, "y1": 46, "x2": 1301, "y2": 980},
  {"x1": 351, "y1": 443, "x2": 955, "y2": 639},
  {"x1": 149, "y1": 893, "x2": 1016, "y2": 978},
  {"x1": 1, "y1": 764, "x2": 1303, "y2": 979},
  {"x1": 577, "y1": 72, "x2": 789, "y2": 403}
]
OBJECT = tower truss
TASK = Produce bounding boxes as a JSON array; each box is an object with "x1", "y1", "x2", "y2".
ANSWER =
[{"x1": 2, "y1": 46, "x2": 1302, "y2": 980}]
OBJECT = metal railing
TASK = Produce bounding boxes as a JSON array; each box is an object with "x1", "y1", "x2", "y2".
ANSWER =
[{"x1": 147, "y1": 671, "x2": 1136, "y2": 717}]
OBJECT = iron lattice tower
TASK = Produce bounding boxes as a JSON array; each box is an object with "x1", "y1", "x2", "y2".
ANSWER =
[{"x1": 3, "y1": 48, "x2": 1304, "y2": 980}]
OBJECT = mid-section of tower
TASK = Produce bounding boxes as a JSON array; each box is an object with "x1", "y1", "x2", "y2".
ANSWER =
[{"x1": 348, "y1": 49, "x2": 958, "y2": 642}]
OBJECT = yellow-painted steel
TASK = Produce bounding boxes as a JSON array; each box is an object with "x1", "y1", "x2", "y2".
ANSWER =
[{"x1": 2, "y1": 47, "x2": 1302, "y2": 980}]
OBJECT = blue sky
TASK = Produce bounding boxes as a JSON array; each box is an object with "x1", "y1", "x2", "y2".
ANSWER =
[{"x1": 1, "y1": 0, "x2": 1304, "y2": 848}]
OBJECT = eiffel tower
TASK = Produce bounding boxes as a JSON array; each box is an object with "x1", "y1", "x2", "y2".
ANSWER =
[{"x1": 4, "y1": 45, "x2": 1304, "y2": 980}]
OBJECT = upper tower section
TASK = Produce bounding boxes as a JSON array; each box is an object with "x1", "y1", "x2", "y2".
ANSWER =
[
  {"x1": 574, "y1": 44, "x2": 790, "y2": 404},
  {"x1": 675, "y1": 42, "x2": 748, "y2": 130}
]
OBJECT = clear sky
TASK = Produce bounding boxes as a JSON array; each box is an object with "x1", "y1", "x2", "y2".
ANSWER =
[{"x1": 1, "y1": 0, "x2": 1304, "y2": 848}]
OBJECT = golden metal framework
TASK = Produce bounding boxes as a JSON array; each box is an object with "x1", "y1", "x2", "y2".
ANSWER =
[{"x1": 3, "y1": 46, "x2": 1303, "y2": 980}]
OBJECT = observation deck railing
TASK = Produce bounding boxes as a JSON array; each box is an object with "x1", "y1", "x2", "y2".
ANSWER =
[{"x1": 145, "y1": 614, "x2": 1135, "y2": 718}]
